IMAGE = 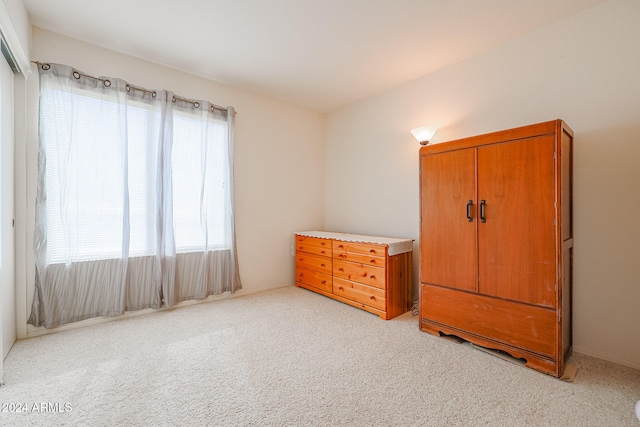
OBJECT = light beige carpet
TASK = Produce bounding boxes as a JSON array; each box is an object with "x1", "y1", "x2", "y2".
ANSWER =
[{"x1": 1, "y1": 286, "x2": 638, "y2": 426}]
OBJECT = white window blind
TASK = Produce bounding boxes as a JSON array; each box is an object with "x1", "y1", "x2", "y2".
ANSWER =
[
  {"x1": 40, "y1": 87, "x2": 231, "y2": 265},
  {"x1": 172, "y1": 111, "x2": 230, "y2": 253}
]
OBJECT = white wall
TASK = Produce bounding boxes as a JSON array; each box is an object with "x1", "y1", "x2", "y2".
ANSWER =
[
  {"x1": 326, "y1": 0, "x2": 640, "y2": 369},
  {"x1": 16, "y1": 27, "x2": 325, "y2": 337}
]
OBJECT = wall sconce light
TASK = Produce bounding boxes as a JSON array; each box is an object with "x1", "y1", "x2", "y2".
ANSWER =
[{"x1": 411, "y1": 126, "x2": 436, "y2": 145}]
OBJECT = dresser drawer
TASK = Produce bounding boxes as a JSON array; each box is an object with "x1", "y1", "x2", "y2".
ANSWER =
[
  {"x1": 296, "y1": 253, "x2": 332, "y2": 274},
  {"x1": 296, "y1": 267, "x2": 332, "y2": 293},
  {"x1": 333, "y1": 277, "x2": 385, "y2": 311},
  {"x1": 295, "y1": 235, "x2": 331, "y2": 249},
  {"x1": 333, "y1": 251, "x2": 385, "y2": 268},
  {"x1": 296, "y1": 243, "x2": 331, "y2": 258},
  {"x1": 333, "y1": 241, "x2": 387, "y2": 258},
  {"x1": 333, "y1": 259, "x2": 386, "y2": 290}
]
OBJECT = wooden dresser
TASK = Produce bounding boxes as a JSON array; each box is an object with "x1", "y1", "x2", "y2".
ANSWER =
[
  {"x1": 419, "y1": 120, "x2": 573, "y2": 377},
  {"x1": 294, "y1": 231, "x2": 413, "y2": 320}
]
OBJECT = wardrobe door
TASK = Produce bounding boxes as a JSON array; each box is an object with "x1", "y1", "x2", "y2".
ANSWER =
[
  {"x1": 421, "y1": 148, "x2": 477, "y2": 292},
  {"x1": 477, "y1": 137, "x2": 557, "y2": 307}
]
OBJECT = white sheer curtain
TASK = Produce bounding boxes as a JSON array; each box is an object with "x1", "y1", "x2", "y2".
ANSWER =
[{"x1": 29, "y1": 63, "x2": 241, "y2": 328}]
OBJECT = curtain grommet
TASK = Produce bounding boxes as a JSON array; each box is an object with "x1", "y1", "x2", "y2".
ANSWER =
[
  {"x1": 72, "y1": 71, "x2": 81, "y2": 80},
  {"x1": 41, "y1": 63, "x2": 51, "y2": 71},
  {"x1": 103, "y1": 80, "x2": 111, "y2": 87}
]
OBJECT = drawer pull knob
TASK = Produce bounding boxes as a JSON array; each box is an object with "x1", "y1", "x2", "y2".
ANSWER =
[
  {"x1": 339, "y1": 268, "x2": 344, "y2": 272},
  {"x1": 320, "y1": 264, "x2": 325, "y2": 267},
  {"x1": 321, "y1": 280, "x2": 326, "y2": 285},
  {"x1": 320, "y1": 250, "x2": 325, "y2": 254},
  {"x1": 369, "y1": 249, "x2": 375, "y2": 253},
  {"x1": 339, "y1": 245, "x2": 344, "y2": 249},
  {"x1": 370, "y1": 296, "x2": 375, "y2": 300},
  {"x1": 370, "y1": 275, "x2": 376, "y2": 280},
  {"x1": 338, "y1": 286, "x2": 344, "y2": 290},
  {"x1": 321, "y1": 242, "x2": 326, "y2": 246}
]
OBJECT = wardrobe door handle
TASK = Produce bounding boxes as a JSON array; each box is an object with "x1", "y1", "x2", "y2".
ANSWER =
[
  {"x1": 466, "y1": 200, "x2": 473, "y2": 222},
  {"x1": 480, "y1": 200, "x2": 487, "y2": 223}
]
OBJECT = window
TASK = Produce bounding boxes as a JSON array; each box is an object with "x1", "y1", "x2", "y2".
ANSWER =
[
  {"x1": 171, "y1": 110, "x2": 231, "y2": 253},
  {"x1": 39, "y1": 83, "x2": 232, "y2": 265},
  {"x1": 30, "y1": 62, "x2": 240, "y2": 328},
  {"x1": 41, "y1": 89, "x2": 158, "y2": 263}
]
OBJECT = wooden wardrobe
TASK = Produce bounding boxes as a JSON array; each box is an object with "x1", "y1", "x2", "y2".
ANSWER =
[{"x1": 419, "y1": 120, "x2": 573, "y2": 377}]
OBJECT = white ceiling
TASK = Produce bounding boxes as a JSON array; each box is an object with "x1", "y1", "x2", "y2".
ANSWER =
[{"x1": 23, "y1": 0, "x2": 607, "y2": 113}]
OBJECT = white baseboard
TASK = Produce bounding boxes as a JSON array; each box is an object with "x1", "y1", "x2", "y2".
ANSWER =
[{"x1": 573, "y1": 346, "x2": 640, "y2": 371}]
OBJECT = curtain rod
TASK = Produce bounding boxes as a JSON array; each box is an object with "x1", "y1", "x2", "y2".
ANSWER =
[{"x1": 32, "y1": 61, "x2": 235, "y2": 115}]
